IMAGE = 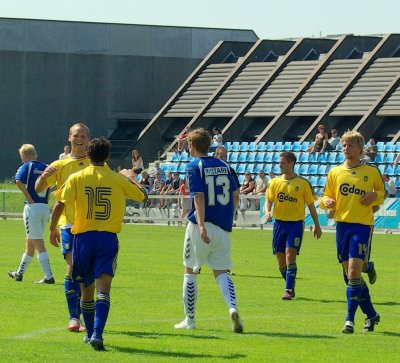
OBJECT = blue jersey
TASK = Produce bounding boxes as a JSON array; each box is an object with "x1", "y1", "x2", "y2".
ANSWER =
[
  {"x1": 186, "y1": 156, "x2": 238, "y2": 232},
  {"x1": 15, "y1": 161, "x2": 49, "y2": 204}
]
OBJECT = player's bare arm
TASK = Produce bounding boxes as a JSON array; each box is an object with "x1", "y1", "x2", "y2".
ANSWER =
[
  {"x1": 360, "y1": 191, "x2": 378, "y2": 206},
  {"x1": 322, "y1": 197, "x2": 336, "y2": 209},
  {"x1": 265, "y1": 199, "x2": 273, "y2": 222},
  {"x1": 35, "y1": 165, "x2": 57, "y2": 192},
  {"x1": 15, "y1": 180, "x2": 34, "y2": 204},
  {"x1": 49, "y1": 201, "x2": 65, "y2": 247},
  {"x1": 308, "y1": 202, "x2": 322, "y2": 239},
  {"x1": 193, "y1": 192, "x2": 210, "y2": 244}
]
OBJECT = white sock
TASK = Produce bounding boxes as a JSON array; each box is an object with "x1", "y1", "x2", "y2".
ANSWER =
[
  {"x1": 216, "y1": 273, "x2": 237, "y2": 310},
  {"x1": 37, "y1": 251, "x2": 53, "y2": 279},
  {"x1": 183, "y1": 274, "x2": 197, "y2": 321},
  {"x1": 17, "y1": 253, "x2": 32, "y2": 275}
]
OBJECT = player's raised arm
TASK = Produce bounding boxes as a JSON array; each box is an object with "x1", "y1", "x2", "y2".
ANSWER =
[{"x1": 35, "y1": 165, "x2": 57, "y2": 192}]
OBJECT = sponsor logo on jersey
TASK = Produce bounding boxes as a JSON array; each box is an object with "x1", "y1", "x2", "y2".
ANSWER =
[
  {"x1": 277, "y1": 192, "x2": 298, "y2": 203},
  {"x1": 204, "y1": 167, "x2": 229, "y2": 176},
  {"x1": 339, "y1": 183, "x2": 366, "y2": 196}
]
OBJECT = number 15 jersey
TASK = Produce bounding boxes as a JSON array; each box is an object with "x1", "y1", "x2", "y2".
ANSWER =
[
  {"x1": 186, "y1": 156, "x2": 238, "y2": 232},
  {"x1": 55, "y1": 165, "x2": 146, "y2": 234}
]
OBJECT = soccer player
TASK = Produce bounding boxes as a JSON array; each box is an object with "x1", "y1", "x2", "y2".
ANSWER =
[
  {"x1": 35, "y1": 123, "x2": 90, "y2": 332},
  {"x1": 53, "y1": 137, "x2": 147, "y2": 350},
  {"x1": 320, "y1": 131, "x2": 385, "y2": 334},
  {"x1": 265, "y1": 152, "x2": 322, "y2": 300},
  {"x1": 8, "y1": 144, "x2": 54, "y2": 284},
  {"x1": 174, "y1": 128, "x2": 243, "y2": 333}
]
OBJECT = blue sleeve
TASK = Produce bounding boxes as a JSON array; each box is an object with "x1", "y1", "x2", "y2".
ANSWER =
[
  {"x1": 15, "y1": 164, "x2": 28, "y2": 183},
  {"x1": 186, "y1": 164, "x2": 203, "y2": 193}
]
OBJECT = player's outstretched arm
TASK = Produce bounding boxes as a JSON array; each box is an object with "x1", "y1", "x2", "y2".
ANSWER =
[
  {"x1": 35, "y1": 165, "x2": 57, "y2": 192},
  {"x1": 49, "y1": 201, "x2": 65, "y2": 247}
]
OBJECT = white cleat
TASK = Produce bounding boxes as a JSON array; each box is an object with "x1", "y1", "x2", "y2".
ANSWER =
[
  {"x1": 229, "y1": 308, "x2": 243, "y2": 333},
  {"x1": 174, "y1": 318, "x2": 196, "y2": 330}
]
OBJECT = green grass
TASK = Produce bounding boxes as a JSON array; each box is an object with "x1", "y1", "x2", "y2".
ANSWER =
[{"x1": 0, "y1": 221, "x2": 399, "y2": 362}]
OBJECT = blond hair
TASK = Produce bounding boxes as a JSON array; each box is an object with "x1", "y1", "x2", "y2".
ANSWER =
[
  {"x1": 341, "y1": 130, "x2": 364, "y2": 153},
  {"x1": 19, "y1": 144, "x2": 37, "y2": 159},
  {"x1": 187, "y1": 128, "x2": 210, "y2": 154}
]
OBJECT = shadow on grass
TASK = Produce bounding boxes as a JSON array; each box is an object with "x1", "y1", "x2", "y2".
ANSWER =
[
  {"x1": 108, "y1": 330, "x2": 221, "y2": 340},
  {"x1": 381, "y1": 331, "x2": 400, "y2": 337},
  {"x1": 297, "y1": 297, "x2": 400, "y2": 307},
  {"x1": 246, "y1": 332, "x2": 335, "y2": 339},
  {"x1": 109, "y1": 346, "x2": 246, "y2": 359},
  {"x1": 374, "y1": 301, "x2": 400, "y2": 306}
]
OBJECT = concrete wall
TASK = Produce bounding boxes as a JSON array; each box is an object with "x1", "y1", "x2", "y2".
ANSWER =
[{"x1": 0, "y1": 18, "x2": 258, "y2": 179}]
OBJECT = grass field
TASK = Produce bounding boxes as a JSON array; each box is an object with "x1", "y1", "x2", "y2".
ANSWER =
[{"x1": 0, "y1": 221, "x2": 398, "y2": 362}]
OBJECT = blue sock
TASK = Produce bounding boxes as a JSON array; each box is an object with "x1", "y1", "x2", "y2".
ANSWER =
[
  {"x1": 94, "y1": 293, "x2": 110, "y2": 339},
  {"x1": 346, "y1": 278, "x2": 363, "y2": 322},
  {"x1": 342, "y1": 268, "x2": 349, "y2": 285},
  {"x1": 77, "y1": 289, "x2": 82, "y2": 317},
  {"x1": 81, "y1": 300, "x2": 95, "y2": 339},
  {"x1": 358, "y1": 282, "x2": 377, "y2": 319},
  {"x1": 363, "y1": 261, "x2": 374, "y2": 273},
  {"x1": 285, "y1": 264, "x2": 297, "y2": 291},
  {"x1": 279, "y1": 267, "x2": 287, "y2": 280},
  {"x1": 65, "y1": 276, "x2": 80, "y2": 319}
]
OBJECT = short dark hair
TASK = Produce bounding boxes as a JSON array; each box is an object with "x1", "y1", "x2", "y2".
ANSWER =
[
  {"x1": 87, "y1": 137, "x2": 111, "y2": 163},
  {"x1": 280, "y1": 151, "x2": 297, "y2": 164}
]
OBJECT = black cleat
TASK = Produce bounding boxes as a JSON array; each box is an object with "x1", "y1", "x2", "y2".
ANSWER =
[
  {"x1": 342, "y1": 321, "x2": 354, "y2": 334},
  {"x1": 282, "y1": 290, "x2": 294, "y2": 300},
  {"x1": 90, "y1": 336, "x2": 105, "y2": 351},
  {"x1": 363, "y1": 314, "x2": 380, "y2": 332},
  {"x1": 34, "y1": 277, "x2": 55, "y2": 284},
  {"x1": 367, "y1": 262, "x2": 377, "y2": 285},
  {"x1": 8, "y1": 271, "x2": 23, "y2": 281}
]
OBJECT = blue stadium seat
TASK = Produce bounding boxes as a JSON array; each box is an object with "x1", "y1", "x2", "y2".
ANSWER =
[
  {"x1": 299, "y1": 153, "x2": 310, "y2": 163},
  {"x1": 292, "y1": 142, "x2": 300, "y2": 152},
  {"x1": 264, "y1": 152, "x2": 273, "y2": 163},
  {"x1": 230, "y1": 163, "x2": 237, "y2": 172},
  {"x1": 169, "y1": 163, "x2": 178, "y2": 173},
  {"x1": 396, "y1": 178, "x2": 400, "y2": 189},
  {"x1": 300, "y1": 142, "x2": 310, "y2": 152},
  {"x1": 180, "y1": 152, "x2": 189, "y2": 162},
  {"x1": 318, "y1": 176, "x2": 327, "y2": 187},
  {"x1": 335, "y1": 143, "x2": 343, "y2": 152},
  {"x1": 171, "y1": 152, "x2": 180, "y2": 162},
  {"x1": 272, "y1": 164, "x2": 281, "y2": 174},
  {"x1": 162, "y1": 163, "x2": 170, "y2": 173},
  {"x1": 294, "y1": 164, "x2": 300, "y2": 173},
  {"x1": 396, "y1": 166, "x2": 400, "y2": 176},
  {"x1": 230, "y1": 142, "x2": 240, "y2": 152},
  {"x1": 384, "y1": 142, "x2": 394, "y2": 152},
  {"x1": 386, "y1": 165, "x2": 394, "y2": 176},
  {"x1": 282, "y1": 141, "x2": 292, "y2": 151},
  {"x1": 266, "y1": 142, "x2": 274, "y2": 152},
  {"x1": 385, "y1": 153, "x2": 395, "y2": 164},
  {"x1": 272, "y1": 153, "x2": 280, "y2": 163},
  {"x1": 238, "y1": 152, "x2": 247, "y2": 163},
  {"x1": 299, "y1": 164, "x2": 309, "y2": 175},
  {"x1": 376, "y1": 142, "x2": 384, "y2": 152},
  {"x1": 254, "y1": 163, "x2": 264, "y2": 173},
  {"x1": 327, "y1": 153, "x2": 337, "y2": 164},
  {"x1": 236, "y1": 163, "x2": 246, "y2": 174},
  {"x1": 317, "y1": 165, "x2": 328, "y2": 175},
  {"x1": 274, "y1": 141, "x2": 283, "y2": 151},
  {"x1": 378, "y1": 165, "x2": 386, "y2": 174},
  {"x1": 189, "y1": 155, "x2": 195, "y2": 162},
  {"x1": 238, "y1": 174, "x2": 245, "y2": 185},
  {"x1": 308, "y1": 164, "x2": 318, "y2": 175},
  {"x1": 264, "y1": 164, "x2": 272, "y2": 173},
  {"x1": 255, "y1": 152, "x2": 265, "y2": 163},
  {"x1": 336, "y1": 154, "x2": 345, "y2": 163},
  {"x1": 248, "y1": 142, "x2": 256, "y2": 152},
  {"x1": 224, "y1": 142, "x2": 231, "y2": 151},
  {"x1": 374, "y1": 153, "x2": 384, "y2": 164},
  {"x1": 178, "y1": 163, "x2": 186, "y2": 173},
  {"x1": 239, "y1": 142, "x2": 249, "y2": 152},
  {"x1": 394, "y1": 142, "x2": 400, "y2": 152},
  {"x1": 318, "y1": 152, "x2": 328, "y2": 164},
  {"x1": 246, "y1": 164, "x2": 255, "y2": 173},
  {"x1": 308, "y1": 153, "x2": 318, "y2": 163},
  {"x1": 247, "y1": 152, "x2": 257, "y2": 163},
  {"x1": 256, "y1": 141, "x2": 266, "y2": 151},
  {"x1": 310, "y1": 176, "x2": 318, "y2": 187}
]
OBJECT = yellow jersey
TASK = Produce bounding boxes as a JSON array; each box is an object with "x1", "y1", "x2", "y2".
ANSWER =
[
  {"x1": 55, "y1": 165, "x2": 146, "y2": 234},
  {"x1": 45, "y1": 155, "x2": 90, "y2": 226},
  {"x1": 320, "y1": 161, "x2": 385, "y2": 225},
  {"x1": 267, "y1": 175, "x2": 317, "y2": 221}
]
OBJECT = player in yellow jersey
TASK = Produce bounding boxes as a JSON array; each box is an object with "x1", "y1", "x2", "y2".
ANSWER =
[
  {"x1": 265, "y1": 152, "x2": 322, "y2": 300},
  {"x1": 53, "y1": 137, "x2": 147, "y2": 350},
  {"x1": 320, "y1": 131, "x2": 385, "y2": 334},
  {"x1": 35, "y1": 123, "x2": 90, "y2": 332}
]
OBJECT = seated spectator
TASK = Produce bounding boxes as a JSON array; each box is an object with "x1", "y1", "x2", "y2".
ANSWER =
[
  {"x1": 148, "y1": 173, "x2": 165, "y2": 207},
  {"x1": 59, "y1": 145, "x2": 70, "y2": 160},
  {"x1": 148, "y1": 160, "x2": 165, "y2": 178},
  {"x1": 363, "y1": 138, "x2": 378, "y2": 162},
  {"x1": 382, "y1": 173, "x2": 396, "y2": 197},
  {"x1": 210, "y1": 127, "x2": 223, "y2": 151},
  {"x1": 131, "y1": 149, "x2": 144, "y2": 176},
  {"x1": 139, "y1": 171, "x2": 153, "y2": 193},
  {"x1": 239, "y1": 172, "x2": 255, "y2": 219},
  {"x1": 324, "y1": 129, "x2": 341, "y2": 151},
  {"x1": 177, "y1": 127, "x2": 191, "y2": 154},
  {"x1": 159, "y1": 172, "x2": 173, "y2": 208},
  {"x1": 167, "y1": 173, "x2": 183, "y2": 195},
  {"x1": 253, "y1": 170, "x2": 269, "y2": 209},
  {"x1": 309, "y1": 124, "x2": 329, "y2": 153}
]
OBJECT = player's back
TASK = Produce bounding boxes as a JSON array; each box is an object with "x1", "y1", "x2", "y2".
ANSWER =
[
  {"x1": 15, "y1": 160, "x2": 49, "y2": 203},
  {"x1": 186, "y1": 156, "x2": 238, "y2": 232}
]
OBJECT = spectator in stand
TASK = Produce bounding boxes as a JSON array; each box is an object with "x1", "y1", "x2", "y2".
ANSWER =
[
  {"x1": 139, "y1": 171, "x2": 153, "y2": 193},
  {"x1": 131, "y1": 149, "x2": 144, "y2": 177},
  {"x1": 364, "y1": 138, "x2": 378, "y2": 163},
  {"x1": 149, "y1": 173, "x2": 165, "y2": 207},
  {"x1": 210, "y1": 127, "x2": 223, "y2": 151},
  {"x1": 177, "y1": 127, "x2": 191, "y2": 154},
  {"x1": 59, "y1": 145, "x2": 70, "y2": 160},
  {"x1": 309, "y1": 124, "x2": 329, "y2": 153},
  {"x1": 148, "y1": 160, "x2": 165, "y2": 178},
  {"x1": 167, "y1": 173, "x2": 183, "y2": 195},
  {"x1": 239, "y1": 172, "x2": 255, "y2": 219},
  {"x1": 382, "y1": 173, "x2": 396, "y2": 198},
  {"x1": 324, "y1": 129, "x2": 341, "y2": 151},
  {"x1": 253, "y1": 170, "x2": 269, "y2": 209},
  {"x1": 159, "y1": 172, "x2": 173, "y2": 208}
]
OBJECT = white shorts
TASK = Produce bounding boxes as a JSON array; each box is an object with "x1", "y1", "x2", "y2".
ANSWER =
[
  {"x1": 23, "y1": 203, "x2": 50, "y2": 239},
  {"x1": 183, "y1": 221, "x2": 232, "y2": 273}
]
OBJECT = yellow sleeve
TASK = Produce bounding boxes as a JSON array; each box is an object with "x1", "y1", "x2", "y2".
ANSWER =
[
  {"x1": 55, "y1": 177, "x2": 76, "y2": 205},
  {"x1": 370, "y1": 168, "x2": 386, "y2": 207},
  {"x1": 320, "y1": 170, "x2": 334, "y2": 210},
  {"x1": 267, "y1": 180, "x2": 275, "y2": 202},
  {"x1": 44, "y1": 160, "x2": 61, "y2": 188},
  {"x1": 122, "y1": 176, "x2": 147, "y2": 202},
  {"x1": 304, "y1": 181, "x2": 317, "y2": 205}
]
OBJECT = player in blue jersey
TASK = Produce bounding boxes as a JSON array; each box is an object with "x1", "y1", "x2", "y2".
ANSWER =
[
  {"x1": 265, "y1": 152, "x2": 322, "y2": 300},
  {"x1": 52, "y1": 137, "x2": 147, "y2": 350},
  {"x1": 174, "y1": 128, "x2": 243, "y2": 333},
  {"x1": 8, "y1": 144, "x2": 54, "y2": 284},
  {"x1": 320, "y1": 131, "x2": 385, "y2": 333}
]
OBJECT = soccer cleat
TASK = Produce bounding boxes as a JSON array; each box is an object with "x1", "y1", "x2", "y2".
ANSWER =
[
  {"x1": 34, "y1": 277, "x2": 55, "y2": 284},
  {"x1": 90, "y1": 335, "x2": 105, "y2": 351},
  {"x1": 68, "y1": 318, "x2": 81, "y2": 332},
  {"x1": 342, "y1": 320, "x2": 354, "y2": 334},
  {"x1": 83, "y1": 335, "x2": 91, "y2": 344},
  {"x1": 174, "y1": 318, "x2": 196, "y2": 330},
  {"x1": 363, "y1": 314, "x2": 380, "y2": 332},
  {"x1": 367, "y1": 262, "x2": 377, "y2": 285},
  {"x1": 229, "y1": 308, "x2": 243, "y2": 333},
  {"x1": 8, "y1": 271, "x2": 23, "y2": 282},
  {"x1": 282, "y1": 290, "x2": 294, "y2": 300}
]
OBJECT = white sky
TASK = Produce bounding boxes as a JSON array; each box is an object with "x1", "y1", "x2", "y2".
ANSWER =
[{"x1": 1, "y1": 0, "x2": 399, "y2": 39}]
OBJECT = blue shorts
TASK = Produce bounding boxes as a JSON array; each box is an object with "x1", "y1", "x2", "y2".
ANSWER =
[
  {"x1": 61, "y1": 228, "x2": 74, "y2": 256},
  {"x1": 72, "y1": 231, "x2": 119, "y2": 287},
  {"x1": 272, "y1": 219, "x2": 304, "y2": 255},
  {"x1": 336, "y1": 222, "x2": 373, "y2": 263}
]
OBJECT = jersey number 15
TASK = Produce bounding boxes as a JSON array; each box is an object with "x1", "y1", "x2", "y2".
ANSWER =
[{"x1": 85, "y1": 187, "x2": 112, "y2": 220}]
